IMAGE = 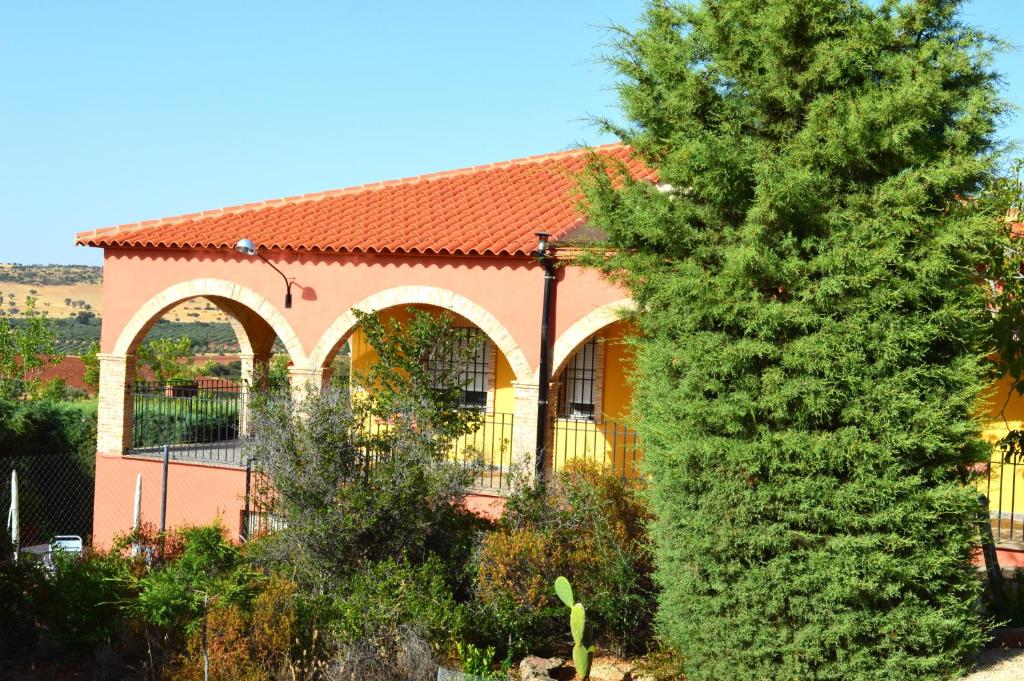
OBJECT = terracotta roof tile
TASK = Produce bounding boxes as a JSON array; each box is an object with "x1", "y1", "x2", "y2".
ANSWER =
[{"x1": 75, "y1": 144, "x2": 654, "y2": 257}]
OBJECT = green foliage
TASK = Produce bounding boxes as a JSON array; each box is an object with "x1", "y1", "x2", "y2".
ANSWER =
[
  {"x1": 581, "y1": 1, "x2": 1005, "y2": 678},
  {"x1": 0, "y1": 558, "x2": 46, "y2": 660},
  {"x1": 41, "y1": 550, "x2": 134, "y2": 653},
  {"x1": 474, "y1": 464, "x2": 654, "y2": 657},
  {"x1": 245, "y1": 309, "x2": 485, "y2": 583},
  {"x1": 456, "y1": 641, "x2": 512, "y2": 679},
  {"x1": 132, "y1": 524, "x2": 258, "y2": 631},
  {"x1": 0, "y1": 295, "x2": 60, "y2": 399},
  {"x1": 329, "y1": 557, "x2": 466, "y2": 681},
  {"x1": 0, "y1": 399, "x2": 97, "y2": 542},
  {"x1": 81, "y1": 340, "x2": 100, "y2": 390},
  {"x1": 0, "y1": 549, "x2": 134, "y2": 661},
  {"x1": 136, "y1": 336, "x2": 200, "y2": 384},
  {"x1": 131, "y1": 397, "x2": 239, "y2": 447}
]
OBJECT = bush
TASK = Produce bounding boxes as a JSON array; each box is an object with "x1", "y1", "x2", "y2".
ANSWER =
[
  {"x1": 0, "y1": 549, "x2": 134, "y2": 662},
  {"x1": 0, "y1": 398, "x2": 97, "y2": 543},
  {"x1": 169, "y1": 575, "x2": 321, "y2": 681},
  {"x1": 244, "y1": 310, "x2": 486, "y2": 584},
  {"x1": 39, "y1": 549, "x2": 134, "y2": 654},
  {"x1": 582, "y1": 1, "x2": 1002, "y2": 677},
  {"x1": 0, "y1": 559, "x2": 47, "y2": 661},
  {"x1": 473, "y1": 463, "x2": 655, "y2": 657},
  {"x1": 132, "y1": 399, "x2": 239, "y2": 447},
  {"x1": 328, "y1": 557, "x2": 466, "y2": 681}
]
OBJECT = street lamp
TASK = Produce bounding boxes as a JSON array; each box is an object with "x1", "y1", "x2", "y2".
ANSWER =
[{"x1": 234, "y1": 238, "x2": 295, "y2": 309}]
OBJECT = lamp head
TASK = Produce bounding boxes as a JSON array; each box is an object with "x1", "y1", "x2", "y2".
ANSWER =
[
  {"x1": 234, "y1": 238, "x2": 257, "y2": 256},
  {"x1": 534, "y1": 231, "x2": 552, "y2": 258}
]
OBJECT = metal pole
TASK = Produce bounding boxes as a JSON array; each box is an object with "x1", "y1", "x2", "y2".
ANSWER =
[
  {"x1": 132, "y1": 473, "x2": 142, "y2": 557},
  {"x1": 159, "y1": 444, "x2": 169, "y2": 557},
  {"x1": 242, "y1": 456, "x2": 252, "y2": 542},
  {"x1": 535, "y1": 254, "x2": 556, "y2": 485}
]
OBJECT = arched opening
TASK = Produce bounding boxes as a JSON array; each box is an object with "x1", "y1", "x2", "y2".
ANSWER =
[
  {"x1": 549, "y1": 319, "x2": 641, "y2": 479},
  {"x1": 320, "y1": 304, "x2": 520, "y2": 491},
  {"x1": 98, "y1": 281, "x2": 303, "y2": 467},
  {"x1": 124, "y1": 295, "x2": 291, "y2": 466}
]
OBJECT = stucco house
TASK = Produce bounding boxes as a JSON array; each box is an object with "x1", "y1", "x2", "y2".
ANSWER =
[{"x1": 76, "y1": 144, "x2": 654, "y2": 547}]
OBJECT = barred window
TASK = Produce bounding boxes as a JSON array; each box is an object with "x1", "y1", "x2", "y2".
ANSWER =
[
  {"x1": 426, "y1": 327, "x2": 489, "y2": 410},
  {"x1": 559, "y1": 337, "x2": 598, "y2": 420}
]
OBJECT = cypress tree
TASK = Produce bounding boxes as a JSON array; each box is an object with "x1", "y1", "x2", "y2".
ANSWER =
[{"x1": 581, "y1": 1, "x2": 1007, "y2": 678}]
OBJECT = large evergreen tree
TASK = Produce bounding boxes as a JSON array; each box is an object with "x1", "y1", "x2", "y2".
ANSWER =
[{"x1": 581, "y1": 1, "x2": 1007, "y2": 678}]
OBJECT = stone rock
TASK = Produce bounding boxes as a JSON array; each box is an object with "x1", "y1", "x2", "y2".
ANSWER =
[
  {"x1": 519, "y1": 656, "x2": 565, "y2": 681},
  {"x1": 590, "y1": 658, "x2": 636, "y2": 681}
]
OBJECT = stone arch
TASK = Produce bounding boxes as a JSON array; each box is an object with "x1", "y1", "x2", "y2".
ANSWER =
[
  {"x1": 543, "y1": 298, "x2": 637, "y2": 382},
  {"x1": 309, "y1": 285, "x2": 532, "y2": 383},
  {"x1": 111, "y1": 278, "x2": 306, "y2": 364}
]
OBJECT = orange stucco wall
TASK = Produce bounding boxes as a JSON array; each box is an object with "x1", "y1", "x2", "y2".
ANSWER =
[
  {"x1": 93, "y1": 455, "x2": 248, "y2": 549},
  {"x1": 99, "y1": 248, "x2": 629, "y2": 372}
]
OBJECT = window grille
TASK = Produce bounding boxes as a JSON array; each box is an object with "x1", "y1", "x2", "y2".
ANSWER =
[
  {"x1": 559, "y1": 337, "x2": 598, "y2": 420},
  {"x1": 426, "y1": 327, "x2": 489, "y2": 409}
]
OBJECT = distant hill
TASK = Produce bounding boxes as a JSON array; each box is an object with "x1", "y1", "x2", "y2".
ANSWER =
[
  {"x1": 0, "y1": 262, "x2": 227, "y2": 324},
  {"x1": 0, "y1": 263, "x2": 238, "y2": 354}
]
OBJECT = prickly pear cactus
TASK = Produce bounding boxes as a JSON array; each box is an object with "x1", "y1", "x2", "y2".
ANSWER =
[{"x1": 554, "y1": 577, "x2": 596, "y2": 680}]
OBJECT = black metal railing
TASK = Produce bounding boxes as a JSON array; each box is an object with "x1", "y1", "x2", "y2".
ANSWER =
[
  {"x1": 129, "y1": 379, "x2": 252, "y2": 466},
  {"x1": 987, "y1": 448, "x2": 1024, "y2": 545},
  {"x1": 552, "y1": 417, "x2": 641, "y2": 480},
  {"x1": 364, "y1": 412, "x2": 515, "y2": 491}
]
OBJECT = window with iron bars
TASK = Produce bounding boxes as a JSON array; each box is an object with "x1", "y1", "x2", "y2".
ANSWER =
[
  {"x1": 559, "y1": 337, "x2": 598, "y2": 420},
  {"x1": 425, "y1": 327, "x2": 489, "y2": 410}
]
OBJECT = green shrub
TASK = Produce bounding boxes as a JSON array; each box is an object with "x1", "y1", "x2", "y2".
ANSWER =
[
  {"x1": 582, "y1": 1, "x2": 1003, "y2": 678},
  {"x1": 131, "y1": 399, "x2": 239, "y2": 447},
  {"x1": 39, "y1": 549, "x2": 134, "y2": 654},
  {"x1": 0, "y1": 559, "x2": 46, "y2": 661},
  {"x1": 0, "y1": 398, "x2": 97, "y2": 543},
  {"x1": 244, "y1": 310, "x2": 486, "y2": 584},
  {"x1": 473, "y1": 463, "x2": 655, "y2": 657},
  {"x1": 329, "y1": 557, "x2": 466, "y2": 681}
]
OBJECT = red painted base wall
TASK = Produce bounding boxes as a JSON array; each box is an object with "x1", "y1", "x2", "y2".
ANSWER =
[{"x1": 92, "y1": 454, "x2": 509, "y2": 548}]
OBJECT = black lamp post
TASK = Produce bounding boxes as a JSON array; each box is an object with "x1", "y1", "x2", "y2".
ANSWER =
[
  {"x1": 533, "y1": 231, "x2": 555, "y2": 485},
  {"x1": 234, "y1": 239, "x2": 294, "y2": 309}
]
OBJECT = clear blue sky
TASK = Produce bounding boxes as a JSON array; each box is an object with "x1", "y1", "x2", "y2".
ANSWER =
[{"x1": 1, "y1": 1, "x2": 1021, "y2": 266}]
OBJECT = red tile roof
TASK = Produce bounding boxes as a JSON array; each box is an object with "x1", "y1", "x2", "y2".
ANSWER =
[{"x1": 76, "y1": 144, "x2": 654, "y2": 257}]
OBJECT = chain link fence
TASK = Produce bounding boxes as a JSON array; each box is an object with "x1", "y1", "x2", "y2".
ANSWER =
[{"x1": 2, "y1": 451, "x2": 94, "y2": 559}]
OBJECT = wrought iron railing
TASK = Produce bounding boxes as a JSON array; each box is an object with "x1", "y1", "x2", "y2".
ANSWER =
[
  {"x1": 552, "y1": 417, "x2": 641, "y2": 480},
  {"x1": 130, "y1": 379, "x2": 515, "y2": 491},
  {"x1": 987, "y1": 448, "x2": 1024, "y2": 545},
  {"x1": 364, "y1": 412, "x2": 515, "y2": 491},
  {"x1": 129, "y1": 379, "x2": 252, "y2": 466}
]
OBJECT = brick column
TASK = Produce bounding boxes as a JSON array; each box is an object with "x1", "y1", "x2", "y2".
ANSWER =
[
  {"x1": 511, "y1": 381, "x2": 550, "y2": 484},
  {"x1": 287, "y1": 366, "x2": 325, "y2": 404},
  {"x1": 96, "y1": 354, "x2": 135, "y2": 456}
]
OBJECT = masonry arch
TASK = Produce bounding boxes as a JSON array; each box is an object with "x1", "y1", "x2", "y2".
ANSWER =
[
  {"x1": 111, "y1": 278, "x2": 306, "y2": 364},
  {"x1": 545, "y1": 298, "x2": 636, "y2": 383},
  {"x1": 309, "y1": 285, "x2": 531, "y2": 384}
]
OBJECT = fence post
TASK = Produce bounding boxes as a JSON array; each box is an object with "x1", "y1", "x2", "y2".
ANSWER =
[
  {"x1": 159, "y1": 443, "x2": 169, "y2": 557},
  {"x1": 242, "y1": 456, "x2": 252, "y2": 543}
]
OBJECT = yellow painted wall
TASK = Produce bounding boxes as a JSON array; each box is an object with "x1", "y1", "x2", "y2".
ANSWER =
[
  {"x1": 347, "y1": 305, "x2": 514, "y2": 412},
  {"x1": 346, "y1": 306, "x2": 517, "y2": 489},
  {"x1": 553, "y1": 320, "x2": 642, "y2": 478},
  {"x1": 980, "y1": 373, "x2": 1024, "y2": 527}
]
